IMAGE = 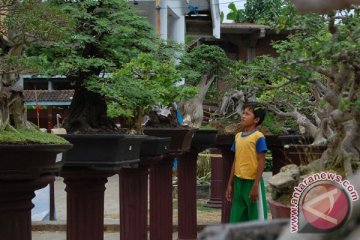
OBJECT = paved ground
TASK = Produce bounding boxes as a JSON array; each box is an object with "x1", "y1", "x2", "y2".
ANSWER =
[
  {"x1": 32, "y1": 172, "x2": 273, "y2": 239},
  {"x1": 33, "y1": 232, "x2": 119, "y2": 240},
  {"x1": 33, "y1": 231, "x2": 180, "y2": 240}
]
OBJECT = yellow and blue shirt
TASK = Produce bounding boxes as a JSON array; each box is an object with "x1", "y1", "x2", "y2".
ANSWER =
[{"x1": 231, "y1": 130, "x2": 268, "y2": 180}]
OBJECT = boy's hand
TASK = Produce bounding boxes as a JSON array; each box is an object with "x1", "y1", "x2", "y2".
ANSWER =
[
  {"x1": 226, "y1": 185, "x2": 233, "y2": 202},
  {"x1": 249, "y1": 184, "x2": 259, "y2": 202}
]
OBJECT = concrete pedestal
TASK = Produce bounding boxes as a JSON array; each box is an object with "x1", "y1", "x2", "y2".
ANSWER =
[
  {"x1": 62, "y1": 170, "x2": 113, "y2": 240},
  {"x1": 119, "y1": 166, "x2": 149, "y2": 240},
  {"x1": 0, "y1": 176, "x2": 54, "y2": 240},
  {"x1": 149, "y1": 155, "x2": 174, "y2": 240},
  {"x1": 219, "y1": 148, "x2": 234, "y2": 223},
  {"x1": 178, "y1": 150, "x2": 198, "y2": 240},
  {"x1": 205, "y1": 149, "x2": 223, "y2": 208},
  {"x1": 215, "y1": 134, "x2": 235, "y2": 224}
]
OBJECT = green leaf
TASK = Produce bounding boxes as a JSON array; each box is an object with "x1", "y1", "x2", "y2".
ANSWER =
[{"x1": 228, "y1": 2, "x2": 238, "y2": 12}]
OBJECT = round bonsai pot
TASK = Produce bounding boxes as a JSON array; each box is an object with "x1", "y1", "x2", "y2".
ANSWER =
[
  {"x1": 0, "y1": 144, "x2": 72, "y2": 180},
  {"x1": 268, "y1": 198, "x2": 291, "y2": 219},
  {"x1": 61, "y1": 134, "x2": 145, "y2": 170},
  {"x1": 143, "y1": 127, "x2": 197, "y2": 153}
]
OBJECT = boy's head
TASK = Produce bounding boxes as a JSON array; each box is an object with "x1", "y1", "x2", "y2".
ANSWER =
[{"x1": 242, "y1": 103, "x2": 266, "y2": 127}]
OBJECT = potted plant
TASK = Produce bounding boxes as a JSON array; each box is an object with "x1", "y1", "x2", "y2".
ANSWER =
[
  {"x1": 0, "y1": 1, "x2": 72, "y2": 239},
  {"x1": 87, "y1": 51, "x2": 197, "y2": 154},
  {"x1": 27, "y1": 0, "x2": 170, "y2": 169},
  {"x1": 178, "y1": 44, "x2": 230, "y2": 128},
  {"x1": 230, "y1": 3, "x2": 360, "y2": 217},
  {"x1": 24, "y1": 1, "x2": 174, "y2": 239}
]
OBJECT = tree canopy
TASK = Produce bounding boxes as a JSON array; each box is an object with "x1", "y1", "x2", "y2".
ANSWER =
[
  {"x1": 230, "y1": 6, "x2": 360, "y2": 176},
  {"x1": 28, "y1": 0, "x2": 160, "y2": 133},
  {"x1": 177, "y1": 44, "x2": 232, "y2": 127},
  {"x1": 32, "y1": 0, "x2": 156, "y2": 78},
  {"x1": 0, "y1": 0, "x2": 71, "y2": 132}
]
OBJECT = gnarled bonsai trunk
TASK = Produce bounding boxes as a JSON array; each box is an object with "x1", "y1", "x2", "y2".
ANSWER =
[
  {"x1": 0, "y1": 86, "x2": 11, "y2": 130},
  {"x1": 217, "y1": 90, "x2": 245, "y2": 117},
  {"x1": 1, "y1": 73, "x2": 34, "y2": 131},
  {"x1": 63, "y1": 85, "x2": 114, "y2": 134},
  {"x1": 181, "y1": 75, "x2": 216, "y2": 128}
]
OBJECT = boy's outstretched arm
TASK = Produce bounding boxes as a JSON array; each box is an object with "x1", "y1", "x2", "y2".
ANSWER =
[
  {"x1": 226, "y1": 160, "x2": 235, "y2": 202},
  {"x1": 249, "y1": 153, "x2": 265, "y2": 202}
]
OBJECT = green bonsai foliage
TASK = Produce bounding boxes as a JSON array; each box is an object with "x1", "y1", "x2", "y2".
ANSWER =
[
  {"x1": 30, "y1": 0, "x2": 158, "y2": 133},
  {"x1": 179, "y1": 45, "x2": 230, "y2": 87},
  {"x1": 261, "y1": 112, "x2": 289, "y2": 135},
  {"x1": 87, "y1": 52, "x2": 196, "y2": 132},
  {"x1": 177, "y1": 45, "x2": 232, "y2": 128},
  {"x1": 0, "y1": 0, "x2": 72, "y2": 143},
  {"x1": 233, "y1": 6, "x2": 360, "y2": 176}
]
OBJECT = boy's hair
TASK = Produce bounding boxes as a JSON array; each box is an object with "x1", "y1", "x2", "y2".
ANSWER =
[{"x1": 243, "y1": 102, "x2": 266, "y2": 126}]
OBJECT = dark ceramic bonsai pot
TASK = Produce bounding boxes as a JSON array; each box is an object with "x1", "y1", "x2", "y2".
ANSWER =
[
  {"x1": 143, "y1": 128, "x2": 197, "y2": 153},
  {"x1": 61, "y1": 134, "x2": 145, "y2": 170},
  {"x1": 267, "y1": 135, "x2": 325, "y2": 174},
  {"x1": 0, "y1": 144, "x2": 72, "y2": 180},
  {"x1": 283, "y1": 144, "x2": 327, "y2": 166},
  {"x1": 215, "y1": 134, "x2": 235, "y2": 148},
  {"x1": 140, "y1": 136, "x2": 171, "y2": 158},
  {"x1": 191, "y1": 129, "x2": 218, "y2": 151},
  {"x1": 278, "y1": 135, "x2": 314, "y2": 145}
]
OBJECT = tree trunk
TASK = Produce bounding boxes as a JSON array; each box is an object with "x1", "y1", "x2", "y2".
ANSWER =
[
  {"x1": 0, "y1": 86, "x2": 11, "y2": 130},
  {"x1": 217, "y1": 90, "x2": 245, "y2": 116},
  {"x1": 181, "y1": 75, "x2": 216, "y2": 128},
  {"x1": 9, "y1": 91, "x2": 34, "y2": 129},
  {"x1": 1, "y1": 76, "x2": 32, "y2": 131},
  {"x1": 63, "y1": 86, "x2": 114, "y2": 133}
]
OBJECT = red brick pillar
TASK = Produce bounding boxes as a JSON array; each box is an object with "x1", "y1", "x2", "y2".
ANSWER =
[
  {"x1": 215, "y1": 134, "x2": 235, "y2": 224},
  {"x1": 119, "y1": 166, "x2": 149, "y2": 240},
  {"x1": 149, "y1": 155, "x2": 174, "y2": 240},
  {"x1": 205, "y1": 149, "x2": 223, "y2": 208},
  {"x1": 0, "y1": 175, "x2": 54, "y2": 240},
  {"x1": 62, "y1": 170, "x2": 113, "y2": 240},
  {"x1": 178, "y1": 150, "x2": 198, "y2": 240},
  {"x1": 219, "y1": 148, "x2": 234, "y2": 223}
]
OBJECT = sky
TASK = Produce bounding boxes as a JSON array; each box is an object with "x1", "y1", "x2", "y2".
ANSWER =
[{"x1": 219, "y1": 0, "x2": 245, "y2": 23}]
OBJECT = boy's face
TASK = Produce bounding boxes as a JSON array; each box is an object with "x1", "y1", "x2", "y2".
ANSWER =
[{"x1": 241, "y1": 107, "x2": 258, "y2": 128}]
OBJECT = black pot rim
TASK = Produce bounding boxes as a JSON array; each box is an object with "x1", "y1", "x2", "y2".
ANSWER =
[{"x1": 0, "y1": 144, "x2": 72, "y2": 151}]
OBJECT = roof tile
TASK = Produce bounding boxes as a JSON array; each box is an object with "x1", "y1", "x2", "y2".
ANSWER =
[{"x1": 23, "y1": 90, "x2": 74, "y2": 102}]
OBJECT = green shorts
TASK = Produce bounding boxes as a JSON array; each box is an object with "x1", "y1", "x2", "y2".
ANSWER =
[{"x1": 229, "y1": 176, "x2": 267, "y2": 223}]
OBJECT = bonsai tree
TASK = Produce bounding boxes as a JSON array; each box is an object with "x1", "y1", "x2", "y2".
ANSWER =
[
  {"x1": 30, "y1": 0, "x2": 158, "y2": 133},
  {"x1": 177, "y1": 44, "x2": 231, "y2": 128},
  {"x1": 230, "y1": 5, "x2": 360, "y2": 176},
  {"x1": 87, "y1": 51, "x2": 196, "y2": 133},
  {"x1": 0, "y1": 0, "x2": 71, "y2": 143}
]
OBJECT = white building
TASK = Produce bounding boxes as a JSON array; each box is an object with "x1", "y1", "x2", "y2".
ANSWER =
[{"x1": 133, "y1": 0, "x2": 221, "y2": 42}]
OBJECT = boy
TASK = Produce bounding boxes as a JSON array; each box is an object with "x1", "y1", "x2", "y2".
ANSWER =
[{"x1": 225, "y1": 103, "x2": 268, "y2": 223}]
